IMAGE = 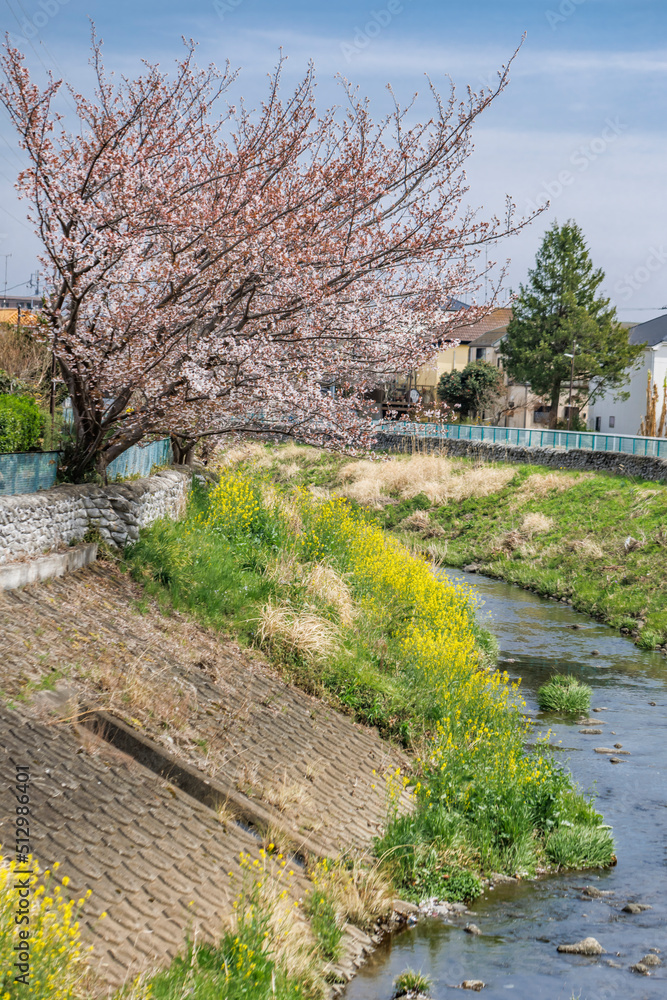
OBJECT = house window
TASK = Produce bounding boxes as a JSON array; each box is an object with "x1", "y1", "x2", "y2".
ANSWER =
[
  {"x1": 533, "y1": 406, "x2": 549, "y2": 424},
  {"x1": 595, "y1": 417, "x2": 602, "y2": 432},
  {"x1": 609, "y1": 416, "x2": 615, "y2": 428},
  {"x1": 476, "y1": 348, "x2": 485, "y2": 360}
]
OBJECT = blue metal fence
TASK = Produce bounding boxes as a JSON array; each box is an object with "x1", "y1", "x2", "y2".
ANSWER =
[
  {"x1": 106, "y1": 438, "x2": 172, "y2": 479},
  {"x1": 375, "y1": 420, "x2": 667, "y2": 459},
  {"x1": 0, "y1": 451, "x2": 59, "y2": 496}
]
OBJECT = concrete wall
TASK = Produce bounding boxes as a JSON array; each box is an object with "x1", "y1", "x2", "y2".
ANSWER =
[
  {"x1": 0, "y1": 469, "x2": 189, "y2": 565},
  {"x1": 374, "y1": 432, "x2": 667, "y2": 482}
]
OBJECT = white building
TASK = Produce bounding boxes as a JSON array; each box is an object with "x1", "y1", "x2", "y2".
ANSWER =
[{"x1": 588, "y1": 315, "x2": 667, "y2": 436}]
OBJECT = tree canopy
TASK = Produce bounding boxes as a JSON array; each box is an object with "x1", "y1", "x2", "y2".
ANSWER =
[
  {"x1": 0, "y1": 36, "x2": 532, "y2": 480},
  {"x1": 436, "y1": 361, "x2": 504, "y2": 419},
  {"x1": 500, "y1": 220, "x2": 642, "y2": 427}
]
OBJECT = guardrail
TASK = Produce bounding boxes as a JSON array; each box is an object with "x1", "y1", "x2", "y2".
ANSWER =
[{"x1": 374, "y1": 420, "x2": 667, "y2": 459}]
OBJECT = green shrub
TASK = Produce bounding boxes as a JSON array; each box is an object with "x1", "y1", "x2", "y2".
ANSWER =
[
  {"x1": 545, "y1": 823, "x2": 615, "y2": 869},
  {"x1": 537, "y1": 674, "x2": 592, "y2": 714},
  {"x1": 0, "y1": 394, "x2": 44, "y2": 452}
]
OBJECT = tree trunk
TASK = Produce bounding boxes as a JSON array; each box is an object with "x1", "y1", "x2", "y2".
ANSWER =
[
  {"x1": 549, "y1": 380, "x2": 562, "y2": 429},
  {"x1": 171, "y1": 434, "x2": 196, "y2": 466}
]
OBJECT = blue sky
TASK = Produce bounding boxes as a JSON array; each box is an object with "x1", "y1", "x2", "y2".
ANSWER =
[{"x1": 1, "y1": 0, "x2": 666, "y2": 320}]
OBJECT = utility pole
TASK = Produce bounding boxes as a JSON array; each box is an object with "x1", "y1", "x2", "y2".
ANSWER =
[
  {"x1": 565, "y1": 340, "x2": 577, "y2": 430},
  {"x1": 1, "y1": 254, "x2": 11, "y2": 304}
]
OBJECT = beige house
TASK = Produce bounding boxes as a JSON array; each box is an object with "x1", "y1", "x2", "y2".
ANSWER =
[
  {"x1": 380, "y1": 302, "x2": 589, "y2": 426},
  {"x1": 382, "y1": 306, "x2": 513, "y2": 415}
]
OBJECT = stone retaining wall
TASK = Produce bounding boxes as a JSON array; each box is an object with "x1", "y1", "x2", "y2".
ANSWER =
[
  {"x1": 0, "y1": 469, "x2": 189, "y2": 564},
  {"x1": 374, "y1": 432, "x2": 667, "y2": 481}
]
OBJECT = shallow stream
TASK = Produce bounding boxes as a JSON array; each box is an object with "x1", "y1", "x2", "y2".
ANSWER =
[{"x1": 347, "y1": 569, "x2": 666, "y2": 1000}]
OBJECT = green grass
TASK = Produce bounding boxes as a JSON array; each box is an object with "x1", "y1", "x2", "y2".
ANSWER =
[
  {"x1": 124, "y1": 478, "x2": 464, "y2": 747},
  {"x1": 546, "y1": 823, "x2": 615, "y2": 870},
  {"x1": 393, "y1": 969, "x2": 432, "y2": 997},
  {"x1": 537, "y1": 674, "x2": 592, "y2": 714},
  {"x1": 304, "y1": 891, "x2": 343, "y2": 962}
]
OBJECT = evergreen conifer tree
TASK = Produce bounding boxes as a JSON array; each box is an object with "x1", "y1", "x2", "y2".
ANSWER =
[{"x1": 501, "y1": 221, "x2": 642, "y2": 427}]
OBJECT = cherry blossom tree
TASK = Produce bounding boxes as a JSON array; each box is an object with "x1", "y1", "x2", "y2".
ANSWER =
[{"x1": 1, "y1": 34, "x2": 531, "y2": 480}]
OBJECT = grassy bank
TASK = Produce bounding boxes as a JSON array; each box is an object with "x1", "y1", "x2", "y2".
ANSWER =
[
  {"x1": 125, "y1": 446, "x2": 614, "y2": 896},
  {"x1": 279, "y1": 447, "x2": 667, "y2": 651}
]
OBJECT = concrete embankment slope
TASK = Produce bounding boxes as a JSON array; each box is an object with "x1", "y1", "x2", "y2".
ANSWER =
[{"x1": 0, "y1": 563, "x2": 408, "y2": 988}]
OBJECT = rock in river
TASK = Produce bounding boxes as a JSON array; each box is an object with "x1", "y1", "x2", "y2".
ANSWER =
[
  {"x1": 630, "y1": 962, "x2": 650, "y2": 975},
  {"x1": 579, "y1": 886, "x2": 614, "y2": 898},
  {"x1": 594, "y1": 747, "x2": 630, "y2": 755},
  {"x1": 638, "y1": 954, "x2": 662, "y2": 967},
  {"x1": 579, "y1": 728, "x2": 603, "y2": 734},
  {"x1": 622, "y1": 903, "x2": 652, "y2": 913},
  {"x1": 461, "y1": 981, "x2": 486, "y2": 991},
  {"x1": 464, "y1": 923, "x2": 481, "y2": 936},
  {"x1": 557, "y1": 937, "x2": 606, "y2": 955}
]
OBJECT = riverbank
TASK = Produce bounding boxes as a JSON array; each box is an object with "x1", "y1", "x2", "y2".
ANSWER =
[
  {"x1": 127, "y1": 448, "x2": 614, "y2": 889},
  {"x1": 0, "y1": 445, "x2": 617, "y2": 999},
  {"x1": 278, "y1": 446, "x2": 667, "y2": 651},
  {"x1": 346, "y1": 568, "x2": 666, "y2": 1000}
]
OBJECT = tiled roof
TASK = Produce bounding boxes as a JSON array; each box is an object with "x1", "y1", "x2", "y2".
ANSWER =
[
  {"x1": 450, "y1": 307, "x2": 513, "y2": 343},
  {"x1": 467, "y1": 325, "x2": 507, "y2": 348}
]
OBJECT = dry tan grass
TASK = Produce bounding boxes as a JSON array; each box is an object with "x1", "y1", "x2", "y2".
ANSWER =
[
  {"x1": 338, "y1": 455, "x2": 514, "y2": 506},
  {"x1": 226, "y1": 857, "x2": 322, "y2": 991},
  {"x1": 216, "y1": 441, "x2": 269, "y2": 467},
  {"x1": 266, "y1": 552, "x2": 303, "y2": 586},
  {"x1": 306, "y1": 564, "x2": 356, "y2": 625},
  {"x1": 631, "y1": 487, "x2": 661, "y2": 518},
  {"x1": 400, "y1": 509, "x2": 446, "y2": 538},
  {"x1": 213, "y1": 797, "x2": 237, "y2": 830},
  {"x1": 275, "y1": 461, "x2": 302, "y2": 481},
  {"x1": 308, "y1": 485, "x2": 331, "y2": 500},
  {"x1": 265, "y1": 559, "x2": 355, "y2": 628},
  {"x1": 425, "y1": 541, "x2": 448, "y2": 567},
  {"x1": 569, "y1": 539, "x2": 605, "y2": 560},
  {"x1": 257, "y1": 600, "x2": 338, "y2": 661},
  {"x1": 82, "y1": 657, "x2": 195, "y2": 732},
  {"x1": 511, "y1": 471, "x2": 581, "y2": 508},
  {"x1": 0, "y1": 325, "x2": 49, "y2": 384},
  {"x1": 262, "y1": 485, "x2": 304, "y2": 535},
  {"x1": 263, "y1": 771, "x2": 312, "y2": 813},
  {"x1": 276, "y1": 443, "x2": 323, "y2": 465},
  {"x1": 311, "y1": 855, "x2": 394, "y2": 931},
  {"x1": 521, "y1": 512, "x2": 554, "y2": 536}
]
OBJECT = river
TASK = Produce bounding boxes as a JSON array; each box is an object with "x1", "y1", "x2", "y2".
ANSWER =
[{"x1": 346, "y1": 569, "x2": 666, "y2": 1000}]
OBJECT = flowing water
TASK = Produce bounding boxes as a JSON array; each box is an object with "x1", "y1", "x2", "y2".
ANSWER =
[{"x1": 347, "y1": 569, "x2": 667, "y2": 1000}]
